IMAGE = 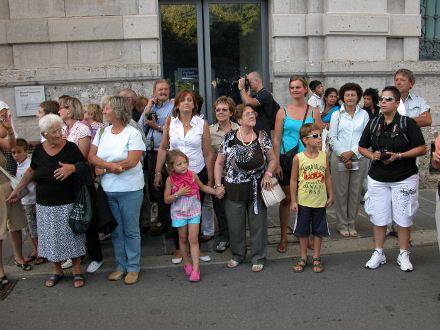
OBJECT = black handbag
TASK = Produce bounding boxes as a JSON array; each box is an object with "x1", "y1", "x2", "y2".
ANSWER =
[
  {"x1": 69, "y1": 185, "x2": 93, "y2": 234},
  {"x1": 95, "y1": 184, "x2": 118, "y2": 234},
  {"x1": 279, "y1": 106, "x2": 310, "y2": 174}
]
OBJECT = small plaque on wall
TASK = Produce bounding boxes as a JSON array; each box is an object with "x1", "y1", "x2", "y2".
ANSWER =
[{"x1": 14, "y1": 86, "x2": 45, "y2": 117}]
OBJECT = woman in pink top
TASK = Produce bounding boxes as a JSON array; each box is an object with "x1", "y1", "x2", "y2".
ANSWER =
[
  {"x1": 164, "y1": 150, "x2": 216, "y2": 282},
  {"x1": 59, "y1": 97, "x2": 92, "y2": 158}
]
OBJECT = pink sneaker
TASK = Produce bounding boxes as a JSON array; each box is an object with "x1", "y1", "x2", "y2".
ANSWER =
[
  {"x1": 189, "y1": 270, "x2": 201, "y2": 282},
  {"x1": 184, "y1": 264, "x2": 193, "y2": 276}
]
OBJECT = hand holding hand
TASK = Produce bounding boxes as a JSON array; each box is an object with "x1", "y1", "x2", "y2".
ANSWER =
[
  {"x1": 382, "y1": 152, "x2": 399, "y2": 165},
  {"x1": 107, "y1": 162, "x2": 123, "y2": 174},
  {"x1": 6, "y1": 190, "x2": 20, "y2": 204},
  {"x1": 371, "y1": 151, "x2": 381, "y2": 161}
]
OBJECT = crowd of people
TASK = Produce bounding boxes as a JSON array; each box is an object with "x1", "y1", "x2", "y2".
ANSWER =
[{"x1": 0, "y1": 67, "x2": 433, "y2": 289}]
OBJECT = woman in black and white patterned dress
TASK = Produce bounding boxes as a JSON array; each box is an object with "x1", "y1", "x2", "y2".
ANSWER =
[
  {"x1": 9, "y1": 114, "x2": 88, "y2": 288},
  {"x1": 214, "y1": 104, "x2": 277, "y2": 272}
]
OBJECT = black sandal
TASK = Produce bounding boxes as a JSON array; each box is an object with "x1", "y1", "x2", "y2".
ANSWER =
[
  {"x1": 312, "y1": 257, "x2": 324, "y2": 273},
  {"x1": 1, "y1": 275, "x2": 9, "y2": 287},
  {"x1": 45, "y1": 273, "x2": 64, "y2": 288},
  {"x1": 73, "y1": 274, "x2": 85, "y2": 288}
]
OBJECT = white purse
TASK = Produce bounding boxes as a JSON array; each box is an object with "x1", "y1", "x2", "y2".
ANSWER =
[{"x1": 261, "y1": 178, "x2": 286, "y2": 207}]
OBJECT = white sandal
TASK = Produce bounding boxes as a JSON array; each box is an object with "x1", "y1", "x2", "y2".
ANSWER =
[
  {"x1": 251, "y1": 264, "x2": 264, "y2": 272},
  {"x1": 227, "y1": 259, "x2": 239, "y2": 269}
]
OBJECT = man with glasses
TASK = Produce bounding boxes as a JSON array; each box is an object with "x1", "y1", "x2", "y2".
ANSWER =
[{"x1": 238, "y1": 72, "x2": 279, "y2": 135}]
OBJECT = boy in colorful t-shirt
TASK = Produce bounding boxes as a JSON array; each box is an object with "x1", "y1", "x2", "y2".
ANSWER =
[{"x1": 290, "y1": 123, "x2": 333, "y2": 273}]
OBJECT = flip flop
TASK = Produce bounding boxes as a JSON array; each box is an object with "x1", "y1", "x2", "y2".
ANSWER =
[
  {"x1": 34, "y1": 257, "x2": 47, "y2": 265},
  {"x1": 45, "y1": 273, "x2": 64, "y2": 288}
]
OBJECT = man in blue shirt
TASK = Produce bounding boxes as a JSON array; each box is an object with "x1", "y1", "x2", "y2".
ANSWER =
[{"x1": 138, "y1": 79, "x2": 174, "y2": 236}]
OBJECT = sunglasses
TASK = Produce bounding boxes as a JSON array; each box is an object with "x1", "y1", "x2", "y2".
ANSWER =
[
  {"x1": 379, "y1": 96, "x2": 395, "y2": 102},
  {"x1": 306, "y1": 133, "x2": 322, "y2": 139}
]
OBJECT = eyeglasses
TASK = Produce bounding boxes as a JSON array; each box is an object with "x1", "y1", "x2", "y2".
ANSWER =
[
  {"x1": 215, "y1": 107, "x2": 229, "y2": 113},
  {"x1": 46, "y1": 128, "x2": 63, "y2": 135},
  {"x1": 306, "y1": 133, "x2": 322, "y2": 139},
  {"x1": 242, "y1": 111, "x2": 257, "y2": 118},
  {"x1": 379, "y1": 96, "x2": 395, "y2": 102}
]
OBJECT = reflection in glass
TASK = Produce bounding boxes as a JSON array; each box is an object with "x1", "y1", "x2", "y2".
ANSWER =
[
  {"x1": 160, "y1": 4, "x2": 199, "y2": 97},
  {"x1": 209, "y1": 4, "x2": 262, "y2": 105}
]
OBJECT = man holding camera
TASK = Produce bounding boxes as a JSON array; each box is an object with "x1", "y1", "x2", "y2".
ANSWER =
[
  {"x1": 138, "y1": 79, "x2": 174, "y2": 236},
  {"x1": 238, "y1": 72, "x2": 279, "y2": 134}
]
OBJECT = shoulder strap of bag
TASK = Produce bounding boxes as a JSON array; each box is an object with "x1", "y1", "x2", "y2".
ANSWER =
[
  {"x1": 0, "y1": 165, "x2": 15, "y2": 182},
  {"x1": 369, "y1": 113, "x2": 383, "y2": 144}
]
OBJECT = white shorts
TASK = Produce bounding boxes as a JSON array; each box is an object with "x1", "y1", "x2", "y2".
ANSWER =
[{"x1": 364, "y1": 174, "x2": 419, "y2": 228}]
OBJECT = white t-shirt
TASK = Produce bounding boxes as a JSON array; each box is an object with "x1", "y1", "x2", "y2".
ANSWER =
[
  {"x1": 307, "y1": 93, "x2": 325, "y2": 113},
  {"x1": 92, "y1": 125, "x2": 146, "y2": 193},
  {"x1": 16, "y1": 157, "x2": 36, "y2": 205}
]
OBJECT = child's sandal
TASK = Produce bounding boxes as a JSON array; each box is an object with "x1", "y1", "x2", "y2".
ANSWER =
[
  {"x1": 312, "y1": 257, "x2": 324, "y2": 273},
  {"x1": 293, "y1": 258, "x2": 307, "y2": 273}
]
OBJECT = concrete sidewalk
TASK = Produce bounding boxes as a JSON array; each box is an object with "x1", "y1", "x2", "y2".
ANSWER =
[{"x1": 3, "y1": 189, "x2": 438, "y2": 277}]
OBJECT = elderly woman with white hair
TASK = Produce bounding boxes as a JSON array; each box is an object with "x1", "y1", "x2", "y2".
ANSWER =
[
  {"x1": 9, "y1": 114, "x2": 88, "y2": 288},
  {"x1": 89, "y1": 96, "x2": 146, "y2": 285}
]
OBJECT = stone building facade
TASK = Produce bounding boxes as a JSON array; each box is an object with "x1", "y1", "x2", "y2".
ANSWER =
[{"x1": 0, "y1": 0, "x2": 438, "y2": 186}]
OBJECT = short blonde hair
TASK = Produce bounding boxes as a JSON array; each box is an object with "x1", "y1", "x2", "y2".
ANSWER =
[
  {"x1": 107, "y1": 96, "x2": 131, "y2": 126},
  {"x1": 85, "y1": 103, "x2": 103, "y2": 123}
]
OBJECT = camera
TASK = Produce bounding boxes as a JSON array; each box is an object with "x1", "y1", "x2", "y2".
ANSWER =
[
  {"x1": 232, "y1": 75, "x2": 250, "y2": 91},
  {"x1": 145, "y1": 112, "x2": 158, "y2": 122},
  {"x1": 379, "y1": 148, "x2": 391, "y2": 161}
]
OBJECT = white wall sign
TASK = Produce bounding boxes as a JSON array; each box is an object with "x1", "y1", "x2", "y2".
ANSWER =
[{"x1": 14, "y1": 86, "x2": 45, "y2": 117}]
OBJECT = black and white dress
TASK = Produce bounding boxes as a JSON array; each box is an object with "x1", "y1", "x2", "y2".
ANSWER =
[
  {"x1": 219, "y1": 129, "x2": 272, "y2": 214},
  {"x1": 30, "y1": 142, "x2": 86, "y2": 262}
]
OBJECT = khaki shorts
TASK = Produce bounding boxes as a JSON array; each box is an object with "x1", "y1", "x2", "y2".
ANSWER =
[{"x1": 0, "y1": 182, "x2": 26, "y2": 240}]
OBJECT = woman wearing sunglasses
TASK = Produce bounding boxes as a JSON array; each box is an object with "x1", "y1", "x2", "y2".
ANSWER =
[
  {"x1": 329, "y1": 83, "x2": 370, "y2": 238},
  {"x1": 209, "y1": 96, "x2": 239, "y2": 253},
  {"x1": 359, "y1": 86, "x2": 426, "y2": 272}
]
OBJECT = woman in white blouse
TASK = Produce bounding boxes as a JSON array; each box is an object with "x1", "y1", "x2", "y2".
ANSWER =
[
  {"x1": 154, "y1": 90, "x2": 214, "y2": 262},
  {"x1": 329, "y1": 83, "x2": 370, "y2": 237}
]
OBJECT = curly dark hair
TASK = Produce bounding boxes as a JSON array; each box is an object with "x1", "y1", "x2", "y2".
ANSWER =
[
  {"x1": 363, "y1": 88, "x2": 379, "y2": 106},
  {"x1": 339, "y1": 83, "x2": 363, "y2": 104}
]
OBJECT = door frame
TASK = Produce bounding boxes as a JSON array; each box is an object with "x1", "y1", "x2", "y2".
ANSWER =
[{"x1": 159, "y1": 0, "x2": 269, "y2": 122}]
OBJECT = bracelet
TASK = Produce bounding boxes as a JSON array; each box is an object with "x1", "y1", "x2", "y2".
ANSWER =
[
  {"x1": 213, "y1": 184, "x2": 224, "y2": 189},
  {"x1": 265, "y1": 171, "x2": 273, "y2": 177},
  {"x1": 154, "y1": 171, "x2": 162, "y2": 176}
]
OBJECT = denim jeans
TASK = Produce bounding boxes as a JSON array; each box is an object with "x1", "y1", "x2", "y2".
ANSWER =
[{"x1": 106, "y1": 189, "x2": 143, "y2": 273}]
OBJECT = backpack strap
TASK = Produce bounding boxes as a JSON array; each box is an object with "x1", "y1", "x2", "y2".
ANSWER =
[
  {"x1": 369, "y1": 114, "x2": 383, "y2": 144},
  {"x1": 399, "y1": 115, "x2": 409, "y2": 143}
]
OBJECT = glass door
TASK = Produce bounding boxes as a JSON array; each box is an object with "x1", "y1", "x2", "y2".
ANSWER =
[{"x1": 160, "y1": 0, "x2": 268, "y2": 122}]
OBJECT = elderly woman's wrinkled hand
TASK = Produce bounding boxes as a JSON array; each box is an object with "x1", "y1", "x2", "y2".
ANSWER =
[
  {"x1": 261, "y1": 174, "x2": 273, "y2": 191},
  {"x1": 54, "y1": 162, "x2": 75, "y2": 181}
]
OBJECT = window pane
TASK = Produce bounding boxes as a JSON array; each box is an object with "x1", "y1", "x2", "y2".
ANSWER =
[
  {"x1": 208, "y1": 3, "x2": 262, "y2": 104},
  {"x1": 420, "y1": 0, "x2": 440, "y2": 60},
  {"x1": 160, "y1": 4, "x2": 200, "y2": 96}
]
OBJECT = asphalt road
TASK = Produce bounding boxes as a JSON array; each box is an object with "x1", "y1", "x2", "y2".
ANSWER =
[{"x1": 1, "y1": 246, "x2": 439, "y2": 329}]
